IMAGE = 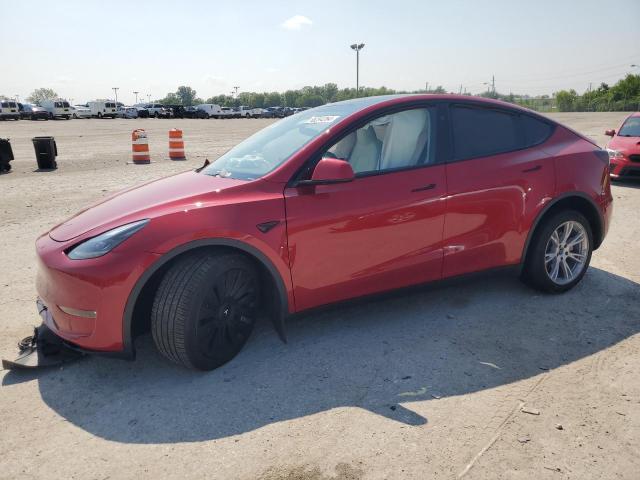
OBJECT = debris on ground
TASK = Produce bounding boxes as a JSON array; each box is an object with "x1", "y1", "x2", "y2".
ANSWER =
[{"x1": 521, "y1": 406, "x2": 541, "y2": 415}]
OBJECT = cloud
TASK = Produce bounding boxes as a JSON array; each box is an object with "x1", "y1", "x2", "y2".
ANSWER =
[{"x1": 281, "y1": 15, "x2": 312, "y2": 31}]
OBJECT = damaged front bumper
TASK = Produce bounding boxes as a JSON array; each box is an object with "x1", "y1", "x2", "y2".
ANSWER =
[{"x1": 1, "y1": 300, "x2": 85, "y2": 370}]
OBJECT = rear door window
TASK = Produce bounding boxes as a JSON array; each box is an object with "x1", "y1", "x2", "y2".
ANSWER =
[
  {"x1": 451, "y1": 105, "x2": 521, "y2": 160},
  {"x1": 1, "y1": 102, "x2": 8, "y2": 108}
]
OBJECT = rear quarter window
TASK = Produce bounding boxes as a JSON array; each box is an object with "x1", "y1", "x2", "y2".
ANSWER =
[{"x1": 522, "y1": 115, "x2": 553, "y2": 146}]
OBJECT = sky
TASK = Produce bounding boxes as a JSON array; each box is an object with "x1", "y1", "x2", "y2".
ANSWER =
[{"x1": 1, "y1": 0, "x2": 639, "y2": 105}]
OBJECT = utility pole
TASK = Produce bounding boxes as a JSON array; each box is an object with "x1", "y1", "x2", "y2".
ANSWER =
[
  {"x1": 133, "y1": 91, "x2": 139, "y2": 104},
  {"x1": 459, "y1": 84, "x2": 462, "y2": 94},
  {"x1": 112, "y1": 87, "x2": 119, "y2": 106},
  {"x1": 492, "y1": 75, "x2": 495, "y2": 96},
  {"x1": 233, "y1": 86, "x2": 239, "y2": 97},
  {"x1": 147, "y1": 94, "x2": 151, "y2": 103},
  {"x1": 425, "y1": 82, "x2": 429, "y2": 92},
  {"x1": 350, "y1": 43, "x2": 365, "y2": 93},
  {"x1": 15, "y1": 94, "x2": 20, "y2": 102}
]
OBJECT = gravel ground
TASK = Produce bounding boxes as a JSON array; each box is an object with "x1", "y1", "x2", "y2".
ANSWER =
[{"x1": 0, "y1": 113, "x2": 638, "y2": 480}]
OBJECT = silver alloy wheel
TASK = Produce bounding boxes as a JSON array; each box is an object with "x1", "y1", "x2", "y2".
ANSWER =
[{"x1": 544, "y1": 220, "x2": 589, "y2": 285}]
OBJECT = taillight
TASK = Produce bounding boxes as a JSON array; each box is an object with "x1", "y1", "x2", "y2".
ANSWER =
[{"x1": 594, "y1": 150, "x2": 610, "y2": 165}]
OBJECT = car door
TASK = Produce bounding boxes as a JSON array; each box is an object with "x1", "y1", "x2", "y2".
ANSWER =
[
  {"x1": 443, "y1": 103, "x2": 556, "y2": 278},
  {"x1": 284, "y1": 106, "x2": 447, "y2": 312}
]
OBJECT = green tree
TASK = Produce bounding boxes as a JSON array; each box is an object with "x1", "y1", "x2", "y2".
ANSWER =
[
  {"x1": 158, "y1": 92, "x2": 181, "y2": 105},
  {"x1": 554, "y1": 89, "x2": 578, "y2": 112},
  {"x1": 26, "y1": 88, "x2": 59, "y2": 105},
  {"x1": 176, "y1": 86, "x2": 197, "y2": 106}
]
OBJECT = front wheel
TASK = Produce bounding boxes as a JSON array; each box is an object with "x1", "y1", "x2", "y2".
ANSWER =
[
  {"x1": 521, "y1": 210, "x2": 593, "y2": 293},
  {"x1": 151, "y1": 252, "x2": 260, "y2": 370}
]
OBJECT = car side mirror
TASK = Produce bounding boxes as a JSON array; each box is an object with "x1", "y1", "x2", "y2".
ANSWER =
[
  {"x1": 605, "y1": 129, "x2": 616, "y2": 137},
  {"x1": 298, "y1": 158, "x2": 355, "y2": 186}
]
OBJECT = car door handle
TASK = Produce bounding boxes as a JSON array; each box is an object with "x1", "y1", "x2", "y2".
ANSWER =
[
  {"x1": 411, "y1": 183, "x2": 436, "y2": 192},
  {"x1": 522, "y1": 165, "x2": 542, "y2": 173}
]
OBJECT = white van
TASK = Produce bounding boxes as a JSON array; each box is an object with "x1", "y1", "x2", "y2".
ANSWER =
[
  {"x1": 40, "y1": 99, "x2": 72, "y2": 119},
  {"x1": 196, "y1": 104, "x2": 223, "y2": 119},
  {"x1": 87, "y1": 101, "x2": 118, "y2": 118},
  {"x1": 0, "y1": 100, "x2": 20, "y2": 120}
]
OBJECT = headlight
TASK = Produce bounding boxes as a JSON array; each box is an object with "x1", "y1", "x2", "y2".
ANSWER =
[
  {"x1": 67, "y1": 219, "x2": 149, "y2": 260},
  {"x1": 606, "y1": 148, "x2": 623, "y2": 160}
]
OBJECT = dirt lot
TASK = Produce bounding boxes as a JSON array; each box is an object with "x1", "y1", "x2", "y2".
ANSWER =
[{"x1": 0, "y1": 113, "x2": 638, "y2": 480}]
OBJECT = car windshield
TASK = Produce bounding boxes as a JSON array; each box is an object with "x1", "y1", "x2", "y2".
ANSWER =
[
  {"x1": 200, "y1": 102, "x2": 367, "y2": 180},
  {"x1": 618, "y1": 117, "x2": 640, "y2": 137}
]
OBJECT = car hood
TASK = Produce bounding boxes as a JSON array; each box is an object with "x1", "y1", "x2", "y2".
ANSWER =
[
  {"x1": 608, "y1": 136, "x2": 640, "y2": 153},
  {"x1": 49, "y1": 171, "x2": 247, "y2": 242}
]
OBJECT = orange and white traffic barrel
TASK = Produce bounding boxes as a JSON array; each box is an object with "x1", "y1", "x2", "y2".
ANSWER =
[
  {"x1": 169, "y1": 128, "x2": 185, "y2": 160},
  {"x1": 131, "y1": 129, "x2": 150, "y2": 164}
]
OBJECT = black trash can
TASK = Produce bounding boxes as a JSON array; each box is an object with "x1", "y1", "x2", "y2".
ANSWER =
[
  {"x1": 32, "y1": 136, "x2": 58, "y2": 170},
  {"x1": 0, "y1": 138, "x2": 13, "y2": 172}
]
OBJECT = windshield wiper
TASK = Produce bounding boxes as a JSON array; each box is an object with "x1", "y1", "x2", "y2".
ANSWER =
[{"x1": 195, "y1": 158, "x2": 210, "y2": 172}]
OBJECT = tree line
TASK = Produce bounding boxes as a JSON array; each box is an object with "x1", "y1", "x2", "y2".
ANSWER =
[{"x1": 12, "y1": 74, "x2": 640, "y2": 112}]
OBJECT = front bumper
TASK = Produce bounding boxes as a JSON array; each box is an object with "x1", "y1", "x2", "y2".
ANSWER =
[
  {"x1": 609, "y1": 158, "x2": 640, "y2": 179},
  {"x1": 35, "y1": 233, "x2": 160, "y2": 354}
]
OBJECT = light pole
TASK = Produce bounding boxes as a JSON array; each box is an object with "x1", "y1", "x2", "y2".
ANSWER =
[
  {"x1": 133, "y1": 91, "x2": 139, "y2": 104},
  {"x1": 350, "y1": 43, "x2": 365, "y2": 93},
  {"x1": 147, "y1": 94, "x2": 151, "y2": 103},
  {"x1": 483, "y1": 76, "x2": 496, "y2": 97},
  {"x1": 112, "y1": 87, "x2": 119, "y2": 106},
  {"x1": 15, "y1": 94, "x2": 20, "y2": 102}
]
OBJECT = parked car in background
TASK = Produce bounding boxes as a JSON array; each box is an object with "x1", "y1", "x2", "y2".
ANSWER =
[
  {"x1": 117, "y1": 106, "x2": 139, "y2": 119},
  {"x1": 71, "y1": 105, "x2": 92, "y2": 119},
  {"x1": 183, "y1": 106, "x2": 208, "y2": 119},
  {"x1": 262, "y1": 106, "x2": 285, "y2": 118},
  {"x1": 0, "y1": 100, "x2": 20, "y2": 120},
  {"x1": 605, "y1": 112, "x2": 640, "y2": 180},
  {"x1": 196, "y1": 103, "x2": 223, "y2": 118},
  {"x1": 29, "y1": 95, "x2": 613, "y2": 371},
  {"x1": 40, "y1": 99, "x2": 72, "y2": 119},
  {"x1": 237, "y1": 105, "x2": 254, "y2": 118},
  {"x1": 135, "y1": 105, "x2": 150, "y2": 118},
  {"x1": 220, "y1": 106, "x2": 237, "y2": 118},
  {"x1": 144, "y1": 104, "x2": 172, "y2": 118},
  {"x1": 20, "y1": 103, "x2": 49, "y2": 120},
  {"x1": 87, "y1": 101, "x2": 118, "y2": 118}
]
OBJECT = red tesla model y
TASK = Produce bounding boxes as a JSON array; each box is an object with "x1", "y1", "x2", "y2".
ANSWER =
[{"x1": 34, "y1": 95, "x2": 613, "y2": 370}]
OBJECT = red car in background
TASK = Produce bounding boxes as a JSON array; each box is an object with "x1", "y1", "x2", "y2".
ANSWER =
[
  {"x1": 605, "y1": 112, "x2": 640, "y2": 179},
  {"x1": 33, "y1": 95, "x2": 613, "y2": 370}
]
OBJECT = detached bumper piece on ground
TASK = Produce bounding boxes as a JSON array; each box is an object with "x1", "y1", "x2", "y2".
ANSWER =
[{"x1": 2, "y1": 323, "x2": 84, "y2": 370}]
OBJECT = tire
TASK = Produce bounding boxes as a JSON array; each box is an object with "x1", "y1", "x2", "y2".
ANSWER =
[
  {"x1": 97, "y1": 112, "x2": 102, "y2": 119},
  {"x1": 521, "y1": 210, "x2": 593, "y2": 293},
  {"x1": 73, "y1": 113, "x2": 78, "y2": 119},
  {"x1": 154, "y1": 112, "x2": 159, "y2": 118},
  {"x1": 151, "y1": 252, "x2": 260, "y2": 370}
]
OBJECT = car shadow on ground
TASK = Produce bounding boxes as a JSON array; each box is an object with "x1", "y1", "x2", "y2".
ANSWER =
[
  {"x1": 612, "y1": 178, "x2": 640, "y2": 189},
  {"x1": 3, "y1": 267, "x2": 640, "y2": 444}
]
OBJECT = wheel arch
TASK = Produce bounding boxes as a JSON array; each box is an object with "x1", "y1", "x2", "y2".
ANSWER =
[
  {"x1": 520, "y1": 192, "x2": 604, "y2": 273},
  {"x1": 122, "y1": 239, "x2": 290, "y2": 359}
]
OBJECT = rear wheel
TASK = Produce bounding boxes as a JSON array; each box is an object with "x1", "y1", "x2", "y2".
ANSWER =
[
  {"x1": 521, "y1": 210, "x2": 592, "y2": 293},
  {"x1": 151, "y1": 252, "x2": 260, "y2": 370}
]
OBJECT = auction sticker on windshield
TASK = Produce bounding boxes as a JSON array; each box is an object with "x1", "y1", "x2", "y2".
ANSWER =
[{"x1": 304, "y1": 115, "x2": 340, "y2": 124}]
